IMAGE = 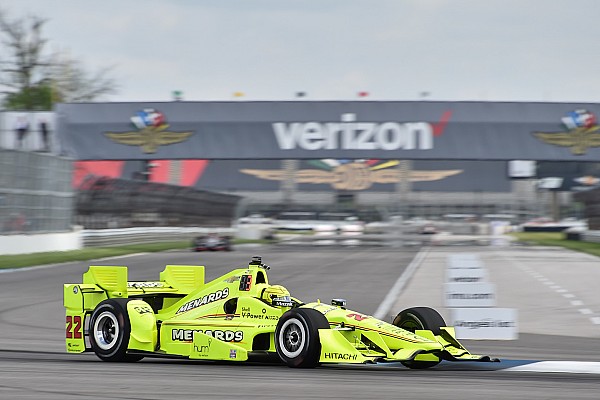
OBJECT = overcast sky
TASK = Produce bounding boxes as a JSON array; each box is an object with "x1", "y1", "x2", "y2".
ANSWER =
[{"x1": 3, "y1": 0, "x2": 599, "y2": 103}]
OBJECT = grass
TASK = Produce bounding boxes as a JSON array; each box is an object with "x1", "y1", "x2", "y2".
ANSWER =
[
  {"x1": 0, "y1": 241, "x2": 192, "y2": 270},
  {"x1": 509, "y1": 232, "x2": 600, "y2": 257},
  {"x1": 0, "y1": 239, "x2": 273, "y2": 270}
]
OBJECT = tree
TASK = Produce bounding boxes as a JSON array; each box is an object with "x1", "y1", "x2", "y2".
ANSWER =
[
  {"x1": 48, "y1": 53, "x2": 117, "y2": 103},
  {"x1": 0, "y1": 8, "x2": 117, "y2": 110}
]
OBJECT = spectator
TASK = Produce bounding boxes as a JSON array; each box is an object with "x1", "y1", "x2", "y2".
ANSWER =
[
  {"x1": 14, "y1": 116, "x2": 29, "y2": 149},
  {"x1": 39, "y1": 118, "x2": 50, "y2": 152}
]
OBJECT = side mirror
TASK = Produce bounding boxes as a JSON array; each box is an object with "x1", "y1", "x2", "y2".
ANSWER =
[{"x1": 331, "y1": 298, "x2": 346, "y2": 309}]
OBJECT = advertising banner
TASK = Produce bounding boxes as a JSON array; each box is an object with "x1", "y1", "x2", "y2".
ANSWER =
[
  {"x1": 444, "y1": 282, "x2": 496, "y2": 308},
  {"x1": 446, "y1": 267, "x2": 487, "y2": 283},
  {"x1": 55, "y1": 101, "x2": 600, "y2": 161},
  {"x1": 450, "y1": 308, "x2": 518, "y2": 340}
]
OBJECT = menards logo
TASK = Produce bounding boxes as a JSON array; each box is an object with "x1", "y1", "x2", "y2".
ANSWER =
[{"x1": 273, "y1": 112, "x2": 451, "y2": 151}]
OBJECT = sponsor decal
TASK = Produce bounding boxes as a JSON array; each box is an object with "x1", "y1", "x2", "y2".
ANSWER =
[
  {"x1": 172, "y1": 328, "x2": 243, "y2": 342},
  {"x1": 194, "y1": 337, "x2": 212, "y2": 354},
  {"x1": 132, "y1": 305, "x2": 153, "y2": 315},
  {"x1": 224, "y1": 276, "x2": 241, "y2": 283},
  {"x1": 128, "y1": 281, "x2": 164, "y2": 288},
  {"x1": 104, "y1": 109, "x2": 193, "y2": 153},
  {"x1": 271, "y1": 296, "x2": 293, "y2": 307},
  {"x1": 533, "y1": 109, "x2": 600, "y2": 155},
  {"x1": 230, "y1": 349, "x2": 237, "y2": 359},
  {"x1": 241, "y1": 159, "x2": 462, "y2": 191},
  {"x1": 240, "y1": 307, "x2": 279, "y2": 320},
  {"x1": 323, "y1": 352, "x2": 358, "y2": 361},
  {"x1": 319, "y1": 306, "x2": 338, "y2": 315},
  {"x1": 272, "y1": 112, "x2": 451, "y2": 151},
  {"x1": 176, "y1": 288, "x2": 229, "y2": 314}
]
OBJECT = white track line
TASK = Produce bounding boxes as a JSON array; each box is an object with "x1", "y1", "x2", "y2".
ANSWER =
[
  {"x1": 373, "y1": 247, "x2": 429, "y2": 320},
  {"x1": 505, "y1": 361, "x2": 600, "y2": 374}
]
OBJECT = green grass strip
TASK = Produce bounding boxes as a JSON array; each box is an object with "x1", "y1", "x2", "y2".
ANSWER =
[
  {"x1": 510, "y1": 232, "x2": 600, "y2": 257},
  {"x1": 0, "y1": 241, "x2": 192, "y2": 270},
  {"x1": 0, "y1": 239, "x2": 275, "y2": 270}
]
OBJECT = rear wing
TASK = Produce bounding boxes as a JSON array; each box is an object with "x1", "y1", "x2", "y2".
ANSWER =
[{"x1": 64, "y1": 264, "x2": 205, "y2": 311}]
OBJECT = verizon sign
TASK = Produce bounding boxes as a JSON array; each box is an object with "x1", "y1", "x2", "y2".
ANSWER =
[{"x1": 273, "y1": 113, "x2": 434, "y2": 151}]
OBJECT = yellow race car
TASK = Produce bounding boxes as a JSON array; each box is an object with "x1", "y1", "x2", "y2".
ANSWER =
[{"x1": 64, "y1": 256, "x2": 498, "y2": 368}]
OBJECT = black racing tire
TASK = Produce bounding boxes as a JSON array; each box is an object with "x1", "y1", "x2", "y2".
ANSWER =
[
  {"x1": 275, "y1": 308, "x2": 329, "y2": 368},
  {"x1": 89, "y1": 298, "x2": 143, "y2": 362},
  {"x1": 392, "y1": 307, "x2": 446, "y2": 369}
]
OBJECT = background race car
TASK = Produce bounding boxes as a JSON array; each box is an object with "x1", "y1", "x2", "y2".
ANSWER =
[{"x1": 192, "y1": 233, "x2": 231, "y2": 251}]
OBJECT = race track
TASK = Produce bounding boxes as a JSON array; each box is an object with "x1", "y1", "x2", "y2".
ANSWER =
[{"x1": 1, "y1": 245, "x2": 600, "y2": 399}]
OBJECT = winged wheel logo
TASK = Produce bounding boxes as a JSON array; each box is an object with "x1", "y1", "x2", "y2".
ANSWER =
[
  {"x1": 104, "y1": 109, "x2": 193, "y2": 153},
  {"x1": 533, "y1": 109, "x2": 600, "y2": 155}
]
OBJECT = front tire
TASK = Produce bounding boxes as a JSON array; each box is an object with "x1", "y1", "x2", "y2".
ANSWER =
[
  {"x1": 392, "y1": 307, "x2": 445, "y2": 369},
  {"x1": 89, "y1": 298, "x2": 142, "y2": 362},
  {"x1": 275, "y1": 308, "x2": 329, "y2": 368}
]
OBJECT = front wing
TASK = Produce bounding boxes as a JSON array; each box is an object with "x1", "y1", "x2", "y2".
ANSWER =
[{"x1": 318, "y1": 326, "x2": 498, "y2": 364}]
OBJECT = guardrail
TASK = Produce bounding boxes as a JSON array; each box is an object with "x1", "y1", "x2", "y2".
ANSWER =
[
  {"x1": 581, "y1": 231, "x2": 600, "y2": 244},
  {"x1": 82, "y1": 227, "x2": 235, "y2": 247}
]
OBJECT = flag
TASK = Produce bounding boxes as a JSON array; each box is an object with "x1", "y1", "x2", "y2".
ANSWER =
[
  {"x1": 233, "y1": 92, "x2": 245, "y2": 97},
  {"x1": 357, "y1": 91, "x2": 369, "y2": 97},
  {"x1": 295, "y1": 91, "x2": 306, "y2": 98}
]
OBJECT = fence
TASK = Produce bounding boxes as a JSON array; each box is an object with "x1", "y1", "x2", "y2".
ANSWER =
[{"x1": 0, "y1": 149, "x2": 74, "y2": 233}]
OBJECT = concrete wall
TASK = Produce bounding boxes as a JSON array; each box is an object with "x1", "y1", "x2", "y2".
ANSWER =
[{"x1": 0, "y1": 227, "x2": 83, "y2": 255}]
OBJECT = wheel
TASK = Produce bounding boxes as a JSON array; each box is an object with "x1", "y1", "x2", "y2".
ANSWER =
[
  {"x1": 89, "y1": 298, "x2": 143, "y2": 362},
  {"x1": 392, "y1": 307, "x2": 446, "y2": 369},
  {"x1": 275, "y1": 308, "x2": 329, "y2": 368}
]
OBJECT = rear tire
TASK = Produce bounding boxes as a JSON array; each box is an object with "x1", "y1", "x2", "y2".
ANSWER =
[
  {"x1": 275, "y1": 308, "x2": 329, "y2": 368},
  {"x1": 392, "y1": 307, "x2": 445, "y2": 369},
  {"x1": 89, "y1": 298, "x2": 143, "y2": 362}
]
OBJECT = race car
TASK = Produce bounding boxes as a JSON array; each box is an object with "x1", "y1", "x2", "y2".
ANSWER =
[
  {"x1": 192, "y1": 233, "x2": 231, "y2": 251},
  {"x1": 63, "y1": 256, "x2": 498, "y2": 368}
]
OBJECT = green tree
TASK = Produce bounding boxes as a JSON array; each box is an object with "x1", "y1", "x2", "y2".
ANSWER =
[{"x1": 3, "y1": 82, "x2": 53, "y2": 110}]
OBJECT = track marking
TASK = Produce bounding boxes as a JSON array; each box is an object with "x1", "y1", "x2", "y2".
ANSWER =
[
  {"x1": 491, "y1": 251, "x2": 600, "y2": 330},
  {"x1": 373, "y1": 247, "x2": 429, "y2": 320},
  {"x1": 504, "y1": 361, "x2": 600, "y2": 374}
]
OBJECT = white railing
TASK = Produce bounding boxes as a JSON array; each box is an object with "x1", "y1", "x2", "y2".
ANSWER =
[
  {"x1": 82, "y1": 227, "x2": 235, "y2": 247},
  {"x1": 581, "y1": 231, "x2": 600, "y2": 244}
]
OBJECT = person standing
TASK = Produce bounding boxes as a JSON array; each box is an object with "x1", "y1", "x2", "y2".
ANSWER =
[
  {"x1": 39, "y1": 119, "x2": 50, "y2": 152},
  {"x1": 14, "y1": 116, "x2": 29, "y2": 149}
]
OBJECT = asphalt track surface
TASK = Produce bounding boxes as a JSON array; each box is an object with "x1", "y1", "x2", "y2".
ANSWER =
[{"x1": 1, "y1": 244, "x2": 600, "y2": 399}]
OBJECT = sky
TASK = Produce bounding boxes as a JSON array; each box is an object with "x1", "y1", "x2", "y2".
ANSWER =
[{"x1": 2, "y1": 0, "x2": 600, "y2": 103}]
